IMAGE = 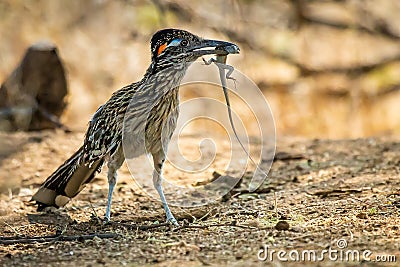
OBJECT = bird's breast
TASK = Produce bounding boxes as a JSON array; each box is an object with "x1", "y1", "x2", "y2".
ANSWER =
[{"x1": 144, "y1": 88, "x2": 179, "y2": 153}]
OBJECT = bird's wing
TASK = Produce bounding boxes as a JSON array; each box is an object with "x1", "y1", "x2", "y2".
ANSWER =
[{"x1": 82, "y1": 85, "x2": 134, "y2": 164}]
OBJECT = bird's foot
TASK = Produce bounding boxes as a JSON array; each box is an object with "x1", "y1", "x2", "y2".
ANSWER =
[
  {"x1": 166, "y1": 214, "x2": 179, "y2": 227},
  {"x1": 103, "y1": 216, "x2": 111, "y2": 225}
]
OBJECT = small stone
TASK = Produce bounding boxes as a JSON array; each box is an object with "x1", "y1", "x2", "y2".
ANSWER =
[
  {"x1": 356, "y1": 212, "x2": 368, "y2": 219},
  {"x1": 291, "y1": 226, "x2": 302, "y2": 232},
  {"x1": 235, "y1": 253, "x2": 243, "y2": 260},
  {"x1": 275, "y1": 220, "x2": 290, "y2": 231},
  {"x1": 246, "y1": 219, "x2": 259, "y2": 228},
  {"x1": 93, "y1": 236, "x2": 102, "y2": 243},
  {"x1": 96, "y1": 258, "x2": 106, "y2": 264},
  {"x1": 279, "y1": 214, "x2": 288, "y2": 220}
]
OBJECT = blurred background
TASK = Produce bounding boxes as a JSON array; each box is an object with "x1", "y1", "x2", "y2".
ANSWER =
[{"x1": 1, "y1": 0, "x2": 400, "y2": 138}]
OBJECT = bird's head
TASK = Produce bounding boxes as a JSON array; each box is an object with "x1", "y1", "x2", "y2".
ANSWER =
[{"x1": 150, "y1": 29, "x2": 239, "y2": 68}]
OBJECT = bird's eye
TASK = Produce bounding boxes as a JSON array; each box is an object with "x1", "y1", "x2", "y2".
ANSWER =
[{"x1": 181, "y1": 40, "x2": 188, "y2": 46}]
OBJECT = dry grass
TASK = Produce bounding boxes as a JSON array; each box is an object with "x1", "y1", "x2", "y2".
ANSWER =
[{"x1": 0, "y1": 131, "x2": 399, "y2": 266}]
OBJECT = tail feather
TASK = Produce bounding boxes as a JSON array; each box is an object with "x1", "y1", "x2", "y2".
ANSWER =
[{"x1": 32, "y1": 146, "x2": 104, "y2": 210}]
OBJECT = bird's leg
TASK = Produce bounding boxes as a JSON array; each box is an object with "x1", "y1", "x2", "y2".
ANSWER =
[
  {"x1": 152, "y1": 151, "x2": 178, "y2": 226},
  {"x1": 104, "y1": 147, "x2": 124, "y2": 223},
  {"x1": 104, "y1": 165, "x2": 116, "y2": 223}
]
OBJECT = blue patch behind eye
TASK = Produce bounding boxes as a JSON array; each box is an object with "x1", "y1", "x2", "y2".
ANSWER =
[{"x1": 168, "y1": 38, "x2": 182, "y2": 47}]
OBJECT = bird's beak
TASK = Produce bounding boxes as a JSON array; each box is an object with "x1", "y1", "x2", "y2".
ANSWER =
[{"x1": 190, "y1": 39, "x2": 240, "y2": 57}]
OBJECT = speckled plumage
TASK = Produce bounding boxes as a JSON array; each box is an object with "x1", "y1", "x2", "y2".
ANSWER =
[{"x1": 32, "y1": 29, "x2": 239, "y2": 225}]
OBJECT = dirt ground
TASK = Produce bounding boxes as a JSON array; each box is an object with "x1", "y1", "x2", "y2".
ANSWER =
[{"x1": 0, "y1": 130, "x2": 399, "y2": 266}]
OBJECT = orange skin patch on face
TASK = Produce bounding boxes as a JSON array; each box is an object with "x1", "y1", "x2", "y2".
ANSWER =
[{"x1": 157, "y1": 43, "x2": 167, "y2": 56}]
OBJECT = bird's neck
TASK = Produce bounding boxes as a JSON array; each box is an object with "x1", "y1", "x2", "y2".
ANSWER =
[
  {"x1": 135, "y1": 61, "x2": 189, "y2": 102},
  {"x1": 141, "y1": 61, "x2": 191, "y2": 90}
]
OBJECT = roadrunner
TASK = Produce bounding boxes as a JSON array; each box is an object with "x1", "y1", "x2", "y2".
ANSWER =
[{"x1": 32, "y1": 29, "x2": 239, "y2": 225}]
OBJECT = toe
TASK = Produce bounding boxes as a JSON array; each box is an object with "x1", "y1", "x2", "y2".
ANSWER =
[
  {"x1": 103, "y1": 217, "x2": 110, "y2": 225},
  {"x1": 167, "y1": 217, "x2": 179, "y2": 227}
]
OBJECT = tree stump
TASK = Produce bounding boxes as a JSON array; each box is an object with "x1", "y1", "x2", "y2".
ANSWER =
[{"x1": 0, "y1": 41, "x2": 68, "y2": 131}]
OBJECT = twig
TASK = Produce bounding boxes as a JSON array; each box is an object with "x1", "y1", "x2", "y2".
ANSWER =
[
  {"x1": 0, "y1": 232, "x2": 119, "y2": 245},
  {"x1": 178, "y1": 208, "x2": 197, "y2": 223},
  {"x1": 306, "y1": 188, "x2": 364, "y2": 197},
  {"x1": 88, "y1": 199, "x2": 102, "y2": 224},
  {"x1": 274, "y1": 151, "x2": 306, "y2": 161},
  {"x1": 223, "y1": 210, "x2": 258, "y2": 217},
  {"x1": 232, "y1": 186, "x2": 274, "y2": 195},
  {"x1": 197, "y1": 208, "x2": 216, "y2": 221},
  {"x1": 172, "y1": 222, "x2": 254, "y2": 232},
  {"x1": 109, "y1": 221, "x2": 171, "y2": 230},
  {"x1": 288, "y1": 233, "x2": 314, "y2": 241},
  {"x1": 110, "y1": 220, "x2": 248, "y2": 232},
  {"x1": 3, "y1": 222, "x2": 21, "y2": 237}
]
